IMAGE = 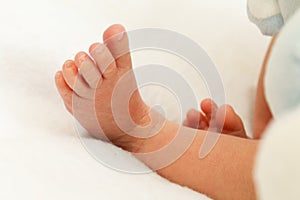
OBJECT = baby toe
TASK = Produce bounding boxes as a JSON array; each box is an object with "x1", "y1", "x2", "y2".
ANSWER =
[
  {"x1": 55, "y1": 71, "x2": 73, "y2": 112},
  {"x1": 215, "y1": 105, "x2": 246, "y2": 137},
  {"x1": 103, "y1": 24, "x2": 132, "y2": 70},
  {"x1": 186, "y1": 109, "x2": 202, "y2": 129},
  {"x1": 89, "y1": 43, "x2": 117, "y2": 79},
  {"x1": 62, "y1": 59, "x2": 94, "y2": 99},
  {"x1": 200, "y1": 98, "x2": 218, "y2": 120},
  {"x1": 75, "y1": 51, "x2": 102, "y2": 89}
]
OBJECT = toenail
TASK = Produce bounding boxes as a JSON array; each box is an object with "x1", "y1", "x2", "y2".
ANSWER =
[
  {"x1": 64, "y1": 61, "x2": 73, "y2": 68},
  {"x1": 55, "y1": 72, "x2": 61, "y2": 79},
  {"x1": 78, "y1": 53, "x2": 88, "y2": 64},
  {"x1": 115, "y1": 32, "x2": 124, "y2": 41},
  {"x1": 93, "y1": 44, "x2": 105, "y2": 53},
  {"x1": 189, "y1": 109, "x2": 199, "y2": 116}
]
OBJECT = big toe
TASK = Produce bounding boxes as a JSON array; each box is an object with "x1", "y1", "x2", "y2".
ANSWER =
[
  {"x1": 103, "y1": 24, "x2": 126, "y2": 40},
  {"x1": 215, "y1": 105, "x2": 247, "y2": 137},
  {"x1": 103, "y1": 24, "x2": 132, "y2": 70}
]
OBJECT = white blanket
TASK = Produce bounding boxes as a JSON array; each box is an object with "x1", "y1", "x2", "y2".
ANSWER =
[{"x1": 0, "y1": 0, "x2": 270, "y2": 199}]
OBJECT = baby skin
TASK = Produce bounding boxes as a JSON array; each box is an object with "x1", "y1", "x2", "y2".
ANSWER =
[
  {"x1": 183, "y1": 98, "x2": 247, "y2": 138},
  {"x1": 55, "y1": 24, "x2": 258, "y2": 200},
  {"x1": 183, "y1": 37, "x2": 277, "y2": 140}
]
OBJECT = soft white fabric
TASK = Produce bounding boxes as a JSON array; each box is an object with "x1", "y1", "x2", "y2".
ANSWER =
[
  {"x1": 0, "y1": 0, "x2": 271, "y2": 199},
  {"x1": 265, "y1": 9, "x2": 300, "y2": 118},
  {"x1": 255, "y1": 105, "x2": 300, "y2": 200},
  {"x1": 248, "y1": 0, "x2": 281, "y2": 19},
  {"x1": 254, "y1": 8, "x2": 300, "y2": 200}
]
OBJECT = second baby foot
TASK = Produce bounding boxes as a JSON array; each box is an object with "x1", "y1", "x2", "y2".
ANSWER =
[{"x1": 183, "y1": 99, "x2": 248, "y2": 138}]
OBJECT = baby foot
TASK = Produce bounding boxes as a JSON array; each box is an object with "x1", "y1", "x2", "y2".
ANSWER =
[
  {"x1": 55, "y1": 24, "x2": 152, "y2": 150},
  {"x1": 183, "y1": 99, "x2": 247, "y2": 138}
]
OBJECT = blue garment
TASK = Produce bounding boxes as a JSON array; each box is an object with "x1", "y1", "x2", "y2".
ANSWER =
[{"x1": 248, "y1": 0, "x2": 300, "y2": 36}]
